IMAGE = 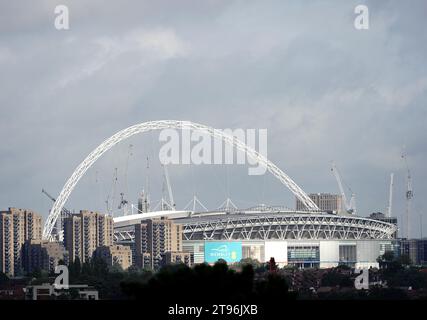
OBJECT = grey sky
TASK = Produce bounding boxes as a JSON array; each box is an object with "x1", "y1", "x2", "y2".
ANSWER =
[{"x1": 0, "y1": 0, "x2": 426, "y2": 238}]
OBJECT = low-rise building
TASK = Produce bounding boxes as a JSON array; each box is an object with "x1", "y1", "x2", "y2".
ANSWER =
[
  {"x1": 93, "y1": 245, "x2": 132, "y2": 270},
  {"x1": 400, "y1": 238, "x2": 427, "y2": 265},
  {"x1": 24, "y1": 283, "x2": 99, "y2": 300},
  {"x1": 22, "y1": 240, "x2": 68, "y2": 274},
  {"x1": 162, "y1": 251, "x2": 192, "y2": 267}
]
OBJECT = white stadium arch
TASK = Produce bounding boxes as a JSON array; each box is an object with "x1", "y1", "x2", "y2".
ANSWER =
[{"x1": 43, "y1": 120, "x2": 320, "y2": 240}]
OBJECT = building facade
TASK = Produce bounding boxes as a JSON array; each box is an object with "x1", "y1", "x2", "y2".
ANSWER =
[
  {"x1": 113, "y1": 209, "x2": 397, "y2": 270},
  {"x1": 369, "y1": 212, "x2": 398, "y2": 238},
  {"x1": 184, "y1": 239, "x2": 388, "y2": 269},
  {"x1": 296, "y1": 193, "x2": 343, "y2": 213},
  {"x1": 400, "y1": 239, "x2": 427, "y2": 265},
  {"x1": 0, "y1": 208, "x2": 42, "y2": 276},
  {"x1": 134, "y1": 217, "x2": 187, "y2": 269},
  {"x1": 63, "y1": 210, "x2": 113, "y2": 263},
  {"x1": 22, "y1": 240, "x2": 68, "y2": 274},
  {"x1": 162, "y1": 251, "x2": 192, "y2": 267},
  {"x1": 93, "y1": 245, "x2": 132, "y2": 270}
]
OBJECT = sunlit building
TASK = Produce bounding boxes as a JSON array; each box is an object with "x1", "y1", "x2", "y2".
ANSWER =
[
  {"x1": 63, "y1": 210, "x2": 113, "y2": 263},
  {"x1": 0, "y1": 208, "x2": 42, "y2": 276}
]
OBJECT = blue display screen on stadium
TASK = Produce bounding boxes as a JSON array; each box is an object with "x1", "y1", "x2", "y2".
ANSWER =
[{"x1": 204, "y1": 241, "x2": 242, "y2": 263}]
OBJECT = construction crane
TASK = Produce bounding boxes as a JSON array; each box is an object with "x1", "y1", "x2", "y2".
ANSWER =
[
  {"x1": 386, "y1": 173, "x2": 394, "y2": 217},
  {"x1": 42, "y1": 189, "x2": 72, "y2": 215},
  {"x1": 42, "y1": 188, "x2": 71, "y2": 241},
  {"x1": 117, "y1": 144, "x2": 133, "y2": 216},
  {"x1": 105, "y1": 167, "x2": 118, "y2": 216},
  {"x1": 118, "y1": 192, "x2": 129, "y2": 216},
  {"x1": 162, "y1": 164, "x2": 175, "y2": 210},
  {"x1": 137, "y1": 189, "x2": 150, "y2": 213},
  {"x1": 402, "y1": 151, "x2": 413, "y2": 239},
  {"x1": 331, "y1": 161, "x2": 356, "y2": 214},
  {"x1": 123, "y1": 144, "x2": 133, "y2": 197}
]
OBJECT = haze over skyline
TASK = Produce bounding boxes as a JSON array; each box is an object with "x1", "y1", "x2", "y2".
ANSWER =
[{"x1": 0, "y1": 0, "x2": 426, "y2": 238}]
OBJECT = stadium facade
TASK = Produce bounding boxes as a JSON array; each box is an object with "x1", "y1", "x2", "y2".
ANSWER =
[{"x1": 113, "y1": 207, "x2": 398, "y2": 269}]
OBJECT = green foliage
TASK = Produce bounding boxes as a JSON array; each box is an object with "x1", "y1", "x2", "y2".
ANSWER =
[
  {"x1": 238, "y1": 258, "x2": 265, "y2": 272},
  {"x1": 382, "y1": 251, "x2": 395, "y2": 262},
  {"x1": 121, "y1": 261, "x2": 295, "y2": 303},
  {"x1": 30, "y1": 268, "x2": 42, "y2": 279},
  {"x1": 22, "y1": 252, "x2": 427, "y2": 300},
  {"x1": 384, "y1": 268, "x2": 427, "y2": 290},
  {"x1": 111, "y1": 260, "x2": 124, "y2": 273},
  {"x1": 397, "y1": 254, "x2": 412, "y2": 266},
  {"x1": 368, "y1": 286, "x2": 408, "y2": 300},
  {"x1": 266, "y1": 257, "x2": 278, "y2": 272},
  {"x1": 0, "y1": 272, "x2": 9, "y2": 285},
  {"x1": 69, "y1": 257, "x2": 81, "y2": 278},
  {"x1": 321, "y1": 269, "x2": 353, "y2": 287},
  {"x1": 335, "y1": 264, "x2": 351, "y2": 271}
]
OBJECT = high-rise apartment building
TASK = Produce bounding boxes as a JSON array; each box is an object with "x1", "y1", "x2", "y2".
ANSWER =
[
  {"x1": 0, "y1": 213, "x2": 13, "y2": 276},
  {"x1": 296, "y1": 193, "x2": 343, "y2": 213},
  {"x1": 0, "y1": 208, "x2": 42, "y2": 276},
  {"x1": 63, "y1": 210, "x2": 113, "y2": 263},
  {"x1": 134, "y1": 217, "x2": 185, "y2": 269}
]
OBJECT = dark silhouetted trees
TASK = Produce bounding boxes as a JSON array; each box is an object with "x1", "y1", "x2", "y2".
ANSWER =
[{"x1": 120, "y1": 261, "x2": 296, "y2": 303}]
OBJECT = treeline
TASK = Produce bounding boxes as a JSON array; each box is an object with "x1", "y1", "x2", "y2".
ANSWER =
[
  {"x1": 5, "y1": 252, "x2": 427, "y2": 300},
  {"x1": 121, "y1": 261, "x2": 296, "y2": 303},
  {"x1": 26, "y1": 257, "x2": 296, "y2": 301}
]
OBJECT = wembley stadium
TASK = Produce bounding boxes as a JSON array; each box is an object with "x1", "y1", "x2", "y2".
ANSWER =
[
  {"x1": 112, "y1": 206, "x2": 398, "y2": 269},
  {"x1": 42, "y1": 120, "x2": 399, "y2": 269}
]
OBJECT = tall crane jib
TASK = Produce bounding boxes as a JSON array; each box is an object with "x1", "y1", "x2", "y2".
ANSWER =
[
  {"x1": 162, "y1": 164, "x2": 176, "y2": 210},
  {"x1": 331, "y1": 161, "x2": 356, "y2": 215},
  {"x1": 402, "y1": 151, "x2": 413, "y2": 239},
  {"x1": 386, "y1": 173, "x2": 394, "y2": 218}
]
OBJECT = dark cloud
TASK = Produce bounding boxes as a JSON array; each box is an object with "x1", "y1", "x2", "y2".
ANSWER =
[{"x1": 0, "y1": 0, "x2": 426, "y2": 237}]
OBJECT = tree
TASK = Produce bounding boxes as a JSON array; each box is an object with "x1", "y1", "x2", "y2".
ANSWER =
[
  {"x1": 127, "y1": 265, "x2": 142, "y2": 274},
  {"x1": 111, "y1": 260, "x2": 124, "y2": 273},
  {"x1": 120, "y1": 260, "x2": 295, "y2": 303},
  {"x1": 31, "y1": 267, "x2": 42, "y2": 279},
  {"x1": 267, "y1": 257, "x2": 278, "y2": 273},
  {"x1": 81, "y1": 261, "x2": 92, "y2": 275},
  {"x1": 239, "y1": 258, "x2": 266, "y2": 273},
  {"x1": 91, "y1": 256, "x2": 109, "y2": 276},
  {"x1": 382, "y1": 251, "x2": 395, "y2": 262},
  {"x1": 378, "y1": 251, "x2": 397, "y2": 269},
  {"x1": 321, "y1": 269, "x2": 353, "y2": 287},
  {"x1": 0, "y1": 272, "x2": 9, "y2": 285},
  {"x1": 69, "y1": 257, "x2": 81, "y2": 279},
  {"x1": 255, "y1": 272, "x2": 295, "y2": 302},
  {"x1": 397, "y1": 254, "x2": 412, "y2": 266}
]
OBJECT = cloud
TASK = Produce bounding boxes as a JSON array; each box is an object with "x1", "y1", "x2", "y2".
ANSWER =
[
  {"x1": 0, "y1": 0, "x2": 426, "y2": 237},
  {"x1": 377, "y1": 77, "x2": 427, "y2": 107},
  {"x1": 57, "y1": 28, "x2": 188, "y2": 88}
]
